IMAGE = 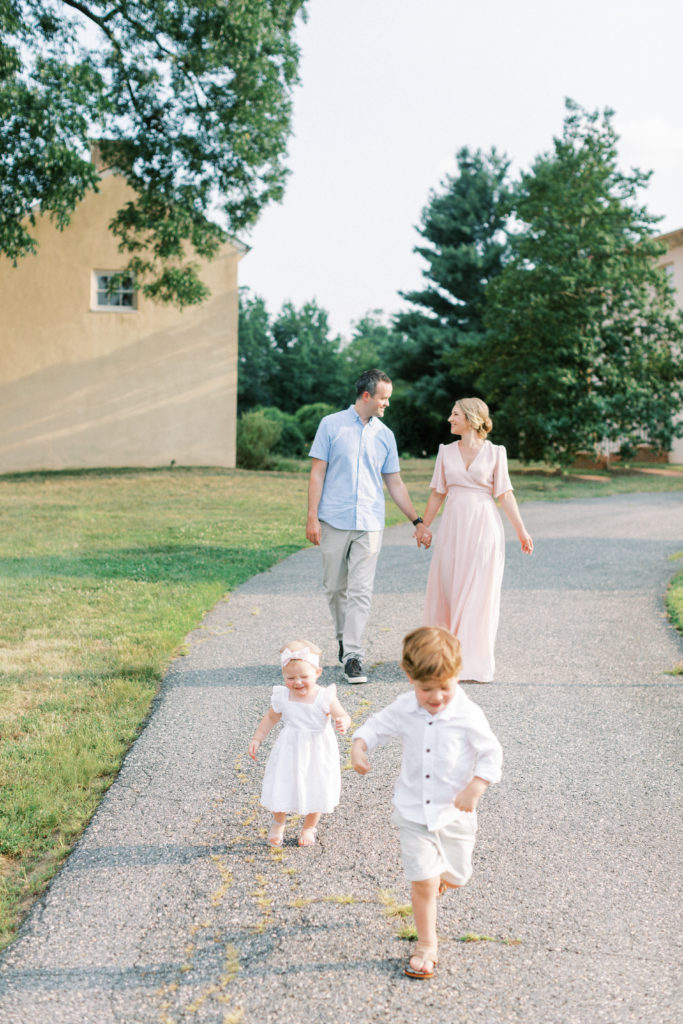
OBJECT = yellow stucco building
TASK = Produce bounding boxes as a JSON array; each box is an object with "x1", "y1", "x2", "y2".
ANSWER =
[{"x1": 0, "y1": 163, "x2": 244, "y2": 473}]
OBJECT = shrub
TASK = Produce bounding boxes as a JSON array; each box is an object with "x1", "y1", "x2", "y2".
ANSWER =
[
  {"x1": 236, "y1": 410, "x2": 282, "y2": 469},
  {"x1": 255, "y1": 407, "x2": 307, "y2": 456},
  {"x1": 295, "y1": 403, "x2": 337, "y2": 445}
]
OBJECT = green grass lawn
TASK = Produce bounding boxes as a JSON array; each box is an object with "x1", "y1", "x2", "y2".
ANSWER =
[{"x1": 1, "y1": 460, "x2": 682, "y2": 947}]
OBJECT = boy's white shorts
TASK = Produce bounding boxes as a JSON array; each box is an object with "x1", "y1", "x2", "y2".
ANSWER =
[{"x1": 391, "y1": 808, "x2": 477, "y2": 886}]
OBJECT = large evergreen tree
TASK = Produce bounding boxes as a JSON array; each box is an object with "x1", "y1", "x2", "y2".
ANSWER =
[
  {"x1": 0, "y1": 0, "x2": 307, "y2": 306},
  {"x1": 391, "y1": 147, "x2": 510, "y2": 454},
  {"x1": 237, "y1": 292, "x2": 346, "y2": 416},
  {"x1": 237, "y1": 290, "x2": 281, "y2": 414},
  {"x1": 339, "y1": 312, "x2": 399, "y2": 389},
  {"x1": 480, "y1": 101, "x2": 683, "y2": 465},
  {"x1": 271, "y1": 299, "x2": 345, "y2": 413}
]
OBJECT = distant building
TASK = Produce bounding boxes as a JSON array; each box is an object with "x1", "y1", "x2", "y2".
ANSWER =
[
  {"x1": 656, "y1": 228, "x2": 683, "y2": 463},
  {"x1": 0, "y1": 150, "x2": 245, "y2": 473}
]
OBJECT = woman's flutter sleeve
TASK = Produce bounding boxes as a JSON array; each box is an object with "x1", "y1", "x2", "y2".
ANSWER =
[
  {"x1": 492, "y1": 445, "x2": 513, "y2": 498},
  {"x1": 429, "y1": 445, "x2": 448, "y2": 494}
]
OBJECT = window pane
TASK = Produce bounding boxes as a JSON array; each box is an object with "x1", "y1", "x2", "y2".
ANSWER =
[{"x1": 94, "y1": 272, "x2": 136, "y2": 309}]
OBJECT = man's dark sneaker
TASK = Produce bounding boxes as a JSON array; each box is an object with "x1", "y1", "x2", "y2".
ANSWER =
[
  {"x1": 344, "y1": 657, "x2": 367, "y2": 684},
  {"x1": 338, "y1": 641, "x2": 344, "y2": 664}
]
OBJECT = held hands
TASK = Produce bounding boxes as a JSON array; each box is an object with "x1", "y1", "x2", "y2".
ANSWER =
[
  {"x1": 414, "y1": 522, "x2": 432, "y2": 549},
  {"x1": 351, "y1": 738, "x2": 371, "y2": 775},
  {"x1": 454, "y1": 777, "x2": 489, "y2": 813}
]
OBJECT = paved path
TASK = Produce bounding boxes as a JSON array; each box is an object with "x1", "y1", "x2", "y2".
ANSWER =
[{"x1": 0, "y1": 492, "x2": 681, "y2": 1024}]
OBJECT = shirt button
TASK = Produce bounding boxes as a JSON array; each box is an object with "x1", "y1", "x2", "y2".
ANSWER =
[
  {"x1": 426, "y1": 749, "x2": 430, "y2": 753},
  {"x1": 426, "y1": 800, "x2": 430, "y2": 804},
  {"x1": 425, "y1": 774, "x2": 430, "y2": 779}
]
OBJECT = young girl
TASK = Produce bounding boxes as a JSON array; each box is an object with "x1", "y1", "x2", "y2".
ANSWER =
[{"x1": 248, "y1": 640, "x2": 351, "y2": 847}]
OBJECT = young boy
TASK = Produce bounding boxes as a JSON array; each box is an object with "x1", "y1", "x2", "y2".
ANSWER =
[{"x1": 351, "y1": 626, "x2": 502, "y2": 979}]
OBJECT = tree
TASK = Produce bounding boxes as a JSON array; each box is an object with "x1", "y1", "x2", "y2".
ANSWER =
[
  {"x1": 0, "y1": 0, "x2": 307, "y2": 306},
  {"x1": 480, "y1": 100, "x2": 683, "y2": 465},
  {"x1": 390, "y1": 147, "x2": 511, "y2": 454},
  {"x1": 339, "y1": 311, "x2": 396, "y2": 381},
  {"x1": 270, "y1": 299, "x2": 344, "y2": 413},
  {"x1": 294, "y1": 402, "x2": 337, "y2": 446},
  {"x1": 237, "y1": 292, "x2": 346, "y2": 416},
  {"x1": 237, "y1": 289, "x2": 280, "y2": 414}
]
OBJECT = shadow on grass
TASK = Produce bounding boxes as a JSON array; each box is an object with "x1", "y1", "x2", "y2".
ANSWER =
[{"x1": 0, "y1": 545, "x2": 301, "y2": 587}]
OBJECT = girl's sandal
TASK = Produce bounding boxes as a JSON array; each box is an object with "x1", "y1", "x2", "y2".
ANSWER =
[
  {"x1": 268, "y1": 821, "x2": 285, "y2": 847},
  {"x1": 438, "y1": 879, "x2": 458, "y2": 896},
  {"x1": 298, "y1": 826, "x2": 317, "y2": 847},
  {"x1": 404, "y1": 942, "x2": 438, "y2": 980}
]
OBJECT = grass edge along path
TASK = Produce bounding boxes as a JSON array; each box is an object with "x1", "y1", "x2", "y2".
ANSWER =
[
  {"x1": 0, "y1": 462, "x2": 682, "y2": 949},
  {"x1": 665, "y1": 553, "x2": 683, "y2": 674}
]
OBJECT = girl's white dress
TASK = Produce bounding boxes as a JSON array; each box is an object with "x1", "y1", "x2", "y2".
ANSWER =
[{"x1": 261, "y1": 684, "x2": 342, "y2": 814}]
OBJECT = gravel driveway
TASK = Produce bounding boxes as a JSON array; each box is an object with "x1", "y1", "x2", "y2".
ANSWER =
[{"x1": 0, "y1": 491, "x2": 681, "y2": 1024}]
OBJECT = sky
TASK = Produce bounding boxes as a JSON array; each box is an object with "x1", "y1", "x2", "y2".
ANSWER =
[{"x1": 238, "y1": 0, "x2": 683, "y2": 340}]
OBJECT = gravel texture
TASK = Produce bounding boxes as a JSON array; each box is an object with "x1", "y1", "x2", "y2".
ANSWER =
[{"x1": 0, "y1": 491, "x2": 681, "y2": 1024}]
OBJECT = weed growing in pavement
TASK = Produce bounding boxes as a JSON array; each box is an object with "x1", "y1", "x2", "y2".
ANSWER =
[
  {"x1": 379, "y1": 889, "x2": 418, "y2": 940},
  {"x1": 288, "y1": 893, "x2": 358, "y2": 908},
  {"x1": 210, "y1": 856, "x2": 233, "y2": 907},
  {"x1": 458, "y1": 933, "x2": 522, "y2": 945},
  {"x1": 342, "y1": 695, "x2": 373, "y2": 770}
]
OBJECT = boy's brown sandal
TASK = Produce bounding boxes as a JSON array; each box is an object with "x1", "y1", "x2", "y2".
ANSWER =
[{"x1": 404, "y1": 942, "x2": 438, "y2": 980}]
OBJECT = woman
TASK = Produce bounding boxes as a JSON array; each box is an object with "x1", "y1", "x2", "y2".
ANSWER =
[{"x1": 421, "y1": 398, "x2": 533, "y2": 682}]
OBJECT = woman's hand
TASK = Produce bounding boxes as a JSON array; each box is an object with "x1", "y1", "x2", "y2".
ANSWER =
[
  {"x1": 519, "y1": 531, "x2": 533, "y2": 554},
  {"x1": 414, "y1": 525, "x2": 432, "y2": 549},
  {"x1": 499, "y1": 491, "x2": 533, "y2": 555}
]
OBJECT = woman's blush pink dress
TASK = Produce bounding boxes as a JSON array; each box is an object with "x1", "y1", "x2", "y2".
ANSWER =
[{"x1": 423, "y1": 440, "x2": 513, "y2": 682}]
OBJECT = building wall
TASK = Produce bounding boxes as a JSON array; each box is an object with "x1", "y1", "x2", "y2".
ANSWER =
[
  {"x1": 0, "y1": 171, "x2": 242, "y2": 472},
  {"x1": 656, "y1": 228, "x2": 683, "y2": 463}
]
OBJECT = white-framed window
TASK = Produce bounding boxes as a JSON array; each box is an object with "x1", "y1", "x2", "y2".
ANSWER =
[{"x1": 91, "y1": 271, "x2": 137, "y2": 311}]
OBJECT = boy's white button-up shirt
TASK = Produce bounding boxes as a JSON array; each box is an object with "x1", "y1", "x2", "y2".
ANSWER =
[{"x1": 353, "y1": 688, "x2": 502, "y2": 831}]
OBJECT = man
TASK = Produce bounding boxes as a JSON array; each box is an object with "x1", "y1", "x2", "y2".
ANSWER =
[{"x1": 306, "y1": 369, "x2": 430, "y2": 683}]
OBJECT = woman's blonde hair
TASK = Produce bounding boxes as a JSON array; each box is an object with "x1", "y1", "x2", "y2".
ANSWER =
[
  {"x1": 456, "y1": 397, "x2": 492, "y2": 438},
  {"x1": 401, "y1": 627, "x2": 462, "y2": 683}
]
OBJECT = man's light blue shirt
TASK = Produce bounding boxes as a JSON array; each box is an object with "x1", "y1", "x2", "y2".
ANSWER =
[{"x1": 309, "y1": 406, "x2": 400, "y2": 531}]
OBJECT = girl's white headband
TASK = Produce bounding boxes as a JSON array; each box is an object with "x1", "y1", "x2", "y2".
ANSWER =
[{"x1": 280, "y1": 646, "x2": 320, "y2": 669}]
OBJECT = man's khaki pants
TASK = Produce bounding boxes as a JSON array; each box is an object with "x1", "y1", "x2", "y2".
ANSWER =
[{"x1": 320, "y1": 523, "x2": 383, "y2": 663}]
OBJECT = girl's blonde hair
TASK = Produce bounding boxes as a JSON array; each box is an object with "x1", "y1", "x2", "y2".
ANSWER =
[
  {"x1": 401, "y1": 627, "x2": 462, "y2": 683},
  {"x1": 280, "y1": 639, "x2": 323, "y2": 662},
  {"x1": 456, "y1": 397, "x2": 492, "y2": 439}
]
